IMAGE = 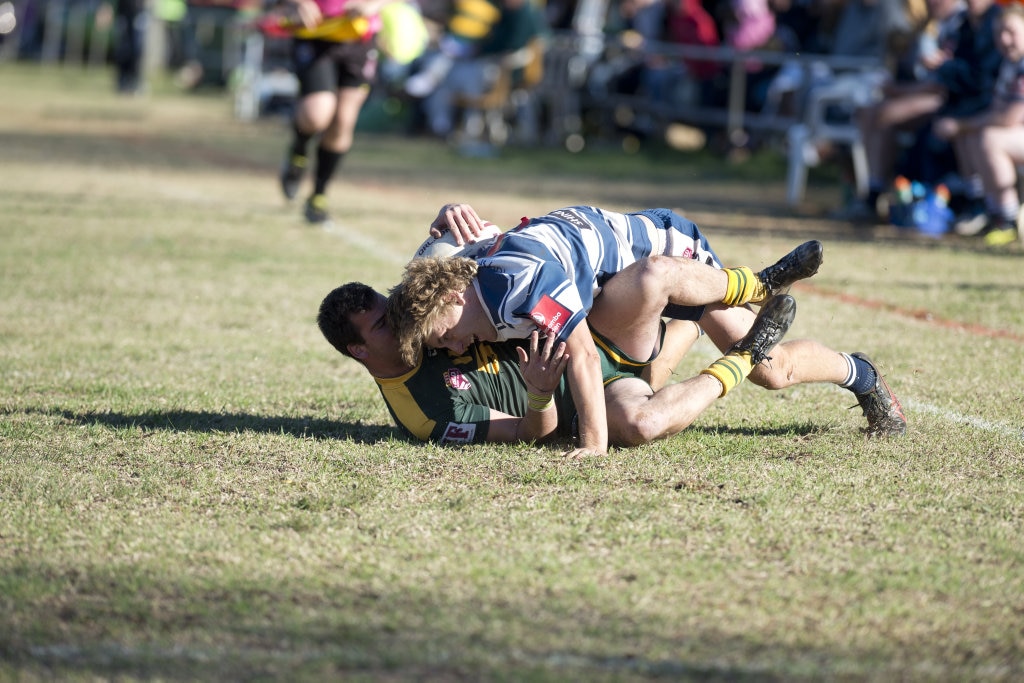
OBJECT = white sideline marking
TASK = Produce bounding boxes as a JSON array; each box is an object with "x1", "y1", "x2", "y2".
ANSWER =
[
  {"x1": 320, "y1": 222, "x2": 408, "y2": 267},
  {"x1": 906, "y1": 399, "x2": 1023, "y2": 438}
]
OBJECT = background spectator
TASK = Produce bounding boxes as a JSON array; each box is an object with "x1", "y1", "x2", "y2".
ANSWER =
[
  {"x1": 840, "y1": 0, "x2": 1000, "y2": 221},
  {"x1": 934, "y1": 1, "x2": 1024, "y2": 245},
  {"x1": 404, "y1": 0, "x2": 547, "y2": 140},
  {"x1": 113, "y1": 0, "x2": 148, "y2": 94}
]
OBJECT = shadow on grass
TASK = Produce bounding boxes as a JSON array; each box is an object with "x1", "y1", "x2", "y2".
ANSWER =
[
  {"x1": 47, "y1": 408, "x2": 402, "y2": 445},
  {"x1": 22, "y1": 407, "x2": 840, "y2": 445},
  {"x1": 686, "y1": 423, "x2": 830, "y2": 438},
  {"x1": 0, "y1": 561, "x2": 852, "y2": 682}
]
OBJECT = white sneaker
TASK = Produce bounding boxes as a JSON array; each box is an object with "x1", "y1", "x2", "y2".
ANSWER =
[
  {"x1": 954, "y1": 210, "x2": 989, "y2": 236},
  {"x1": 405, "y1": 54, "x2": 453, "y2": 98}
]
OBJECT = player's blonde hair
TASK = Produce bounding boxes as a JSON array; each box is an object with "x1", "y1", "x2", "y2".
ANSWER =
[{"x1": 386, "y1": 256, "x2": 479, "y2": 366}]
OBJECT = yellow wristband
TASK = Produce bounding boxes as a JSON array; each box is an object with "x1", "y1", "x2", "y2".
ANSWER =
[{"x1": 527, "y1": 391, "x2": 554, "y2": 412}]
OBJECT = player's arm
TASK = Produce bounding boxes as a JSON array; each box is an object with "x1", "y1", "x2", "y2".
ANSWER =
[
  {"x1": 563, "y1": 318, "x2": 608, "y2": 457},
  {"x1": 395, "y1": 401, "x2": 514, "y2": 445},
  {"x1": 483, "y1": 406, "x2": 556, "y2": 442},
  {"x1": 378, "y1": 378, "x2": 498, "y2": 445},
  {"x1": 484, "y1": 331, "x2": 568, "y2": 442},
  {"x1": 424, "y1": 401, "x2": 558, "y2": 445},
  {"x1": 514, "y1": 330, "x2": 569, "y2": 441},
  {"x1": 380, "y1": 348, "x2": 563, "y2": 445}
]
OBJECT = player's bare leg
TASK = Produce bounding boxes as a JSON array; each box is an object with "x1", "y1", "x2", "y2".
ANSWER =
[
  {"x1": 643, "y1": 320, "x2": 702, "y2": 391},
  {"x1": 589, "y1": 240, "x2": 822, "y2": 362},
  {"x1": 699, "y1": 303, "x2": 849, "y2": 387},
  {"x1": 698, "y1": 303, "x2": 906, "y2": 436},
  {"x1": 605, "y1": 295, "x2": 797, "y2": 446}
]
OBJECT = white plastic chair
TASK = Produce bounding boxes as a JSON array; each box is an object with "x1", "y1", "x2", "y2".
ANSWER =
[{"x1": 784, "y1": 68, "x2": 887, "y2": 206}]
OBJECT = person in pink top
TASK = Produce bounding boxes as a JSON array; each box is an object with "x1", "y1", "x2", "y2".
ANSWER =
[
  {"x1": 727, "y1": 0, "x2": 776, "y2": 53},
  {"x1": 273, "y1": 0, "x2": 392, "y2": 226}
]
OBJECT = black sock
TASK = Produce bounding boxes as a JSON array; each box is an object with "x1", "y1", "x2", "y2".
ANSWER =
[
  {"x1": 841, "y1": 353, "x2": 877, "y2": 395},
  {"x1": 290, "y1": 122, "x2": 313, "y2": 159},
  {"x1": 313, "y1": 147, "x2": 343, "y2": 196}
]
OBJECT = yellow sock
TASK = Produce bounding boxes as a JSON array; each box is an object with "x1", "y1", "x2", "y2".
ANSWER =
[
  {"x1": 722, "y1": 267, "x2": 768, "y2": 306},
  {"x1": 700, "y1": 351, "x2": 754, "y2": 396}
]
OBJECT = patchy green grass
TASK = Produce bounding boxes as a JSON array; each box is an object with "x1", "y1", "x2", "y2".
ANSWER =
[{"x1": 1, "y1": 64, "x2": 1022, "y2": 681}]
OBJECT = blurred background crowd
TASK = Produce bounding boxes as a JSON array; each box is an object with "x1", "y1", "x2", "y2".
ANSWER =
[{"x1": 2, "y1": 0, "x2": 1022, "y2": 243}]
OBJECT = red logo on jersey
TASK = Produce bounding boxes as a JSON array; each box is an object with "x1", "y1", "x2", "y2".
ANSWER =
[
  {"x1": 444, "y1": 369, "x2": 472, "y2": 391},
  {"x1": 530, "y1": 294, "x2": 570, "y2": 336},
  {"x1": 442, "y1": 422, "x2": 476, "y2": 444},
  {"x1": 682, "y1": 246, "x2": 693, "y2": 259}
]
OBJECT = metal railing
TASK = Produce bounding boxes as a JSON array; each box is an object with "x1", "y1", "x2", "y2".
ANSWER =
[{"x1": 536, "y1": 31, "x2": 884, "y2": 151}]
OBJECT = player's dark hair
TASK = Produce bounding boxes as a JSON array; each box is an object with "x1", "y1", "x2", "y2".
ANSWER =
[{"x1": 317, "y1": 282, "x2": 378, "y2": 358}]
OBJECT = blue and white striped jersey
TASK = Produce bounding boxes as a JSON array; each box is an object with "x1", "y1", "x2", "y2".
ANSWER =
[{"x1": 473, "y1": 206, "x2": 722, "y2": 344}]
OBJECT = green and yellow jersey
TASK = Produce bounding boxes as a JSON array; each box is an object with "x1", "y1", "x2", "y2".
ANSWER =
[{"x1": 374, "y1": 340, "x2": 574, "y2": 445}]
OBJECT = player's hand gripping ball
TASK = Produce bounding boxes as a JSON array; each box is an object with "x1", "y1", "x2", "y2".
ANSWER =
[{"x1": 413, "y1": 221, "x2": 502, "y2": 259}]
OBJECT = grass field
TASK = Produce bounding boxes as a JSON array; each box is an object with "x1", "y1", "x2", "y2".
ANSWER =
[{"x1": 1, "y1": 64, "x2": 1023, "y2": 681}]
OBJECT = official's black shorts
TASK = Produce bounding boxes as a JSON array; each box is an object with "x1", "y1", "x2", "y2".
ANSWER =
[{"x1": 291, "y1": 39, "x2": 377, "y2": 95}]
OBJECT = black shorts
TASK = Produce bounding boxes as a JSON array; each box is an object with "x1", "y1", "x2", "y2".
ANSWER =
[{"x1": 291, "y1": 39, "x2": 377, "y2": 95}]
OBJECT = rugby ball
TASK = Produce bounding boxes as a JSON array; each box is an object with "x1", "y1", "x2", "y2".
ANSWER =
[{"x1": 412, "y1": 221, "x2": 502, "y2": 259}]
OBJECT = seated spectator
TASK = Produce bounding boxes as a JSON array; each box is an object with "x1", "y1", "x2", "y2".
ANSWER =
[
  {"x1": 934, "y1": 1, "x2": 1024, "y2": 246},
  {"x1": 665, "y1": 0, "x2": 721, "y2": 84},
  {"x1": 844, "y1": 0, "x2": 1002, "y2": 222},
  {"x1": 827, "y1": 0, "x2": 919, "y2": 60},
  {"x1": 404, "y1": 0, "x2": 547, "y2": 140},
  {"x1": 761, "y1": 0, "x2": 915, "y2": 172},
  {"x1": 602, "y1": 0, "x2": 673, "y2": 127},
  {"x1": 770, "y1": 0, "x2": 827, "y2": 54},
  {"x1": 581, "y1": 0, "x2": 683, "y2": 138}
]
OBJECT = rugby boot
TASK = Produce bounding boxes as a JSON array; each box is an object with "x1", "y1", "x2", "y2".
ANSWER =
[
  {"x1": 754, "y1": 240, "x2": 823, "y2": 302},
  {"x1": 730, "y1": 293, "x2": 796, "y2": 365},
  {"x1": 304, "y1": 193, "x2": 331, "y2": 225},
  {"x1": 280, "y1": 154, "x2": 306, "y2": 201},
  {"x1": 851, "y1": 352, "x2": 907, "y2": 437}
]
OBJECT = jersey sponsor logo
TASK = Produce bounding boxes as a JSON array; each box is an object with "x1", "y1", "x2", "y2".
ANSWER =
[
  {"x1": 682, "y1": 246, "x2": 693, "y2": 259},
  {"x1": 444, "y1": 368, "x2": 472, "y2": 391},
  {"x1": 530, "y1": 294, "x2": 570, "y2": 336},
  {"x1": 551, "y1": 208, "x2": 586, "y2": 229},
  {"x1": 441, "y1": 422, "x2": 476, "y2": 444}
]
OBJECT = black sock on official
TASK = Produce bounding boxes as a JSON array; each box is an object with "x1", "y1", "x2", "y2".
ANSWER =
[
  {"x1": 290, "y1": 122, "x2": 313, "y2": 159},
  {"x1": 313, "y1": 147, "x2": 343, "y2": 196}
]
